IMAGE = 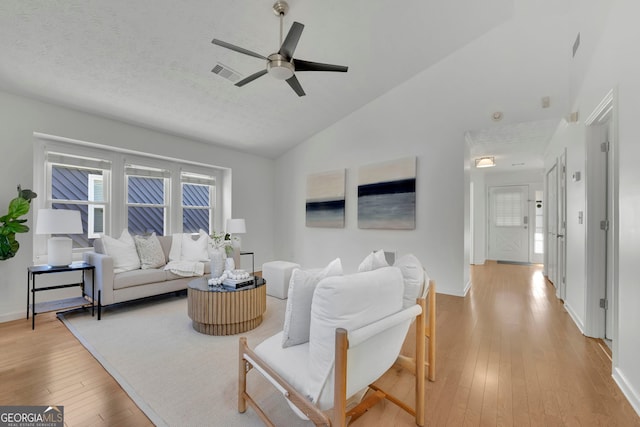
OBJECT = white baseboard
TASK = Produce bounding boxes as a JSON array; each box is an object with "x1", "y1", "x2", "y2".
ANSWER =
[
  {"x1": 613, "y1": 367, "x2": 640, "y2": 418},
  {"x1": 463, "y1": 279, "x2": 471, "y2": 296},
  {"x1": 0, "y1": 310, "x2": 26, "y2": 324},
  {"x1": 563, "y1": 301, "x2": 586, "y2": 335},
  {"x1": 436, "y1": 282, "x2": 470, "y2": 297}
]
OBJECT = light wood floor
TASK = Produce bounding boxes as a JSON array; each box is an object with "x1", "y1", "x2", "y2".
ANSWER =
[{"x1": 1, "y1": 262, "x2": 639, "y2": 426}]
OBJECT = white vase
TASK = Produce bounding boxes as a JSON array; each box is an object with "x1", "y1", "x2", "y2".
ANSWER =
[
  {"x1": 225, "y1": 257, "x2": 235, "y2": 271},
  {"x1": 210, "y1": 248, "x2": 225, "y2": 278}
]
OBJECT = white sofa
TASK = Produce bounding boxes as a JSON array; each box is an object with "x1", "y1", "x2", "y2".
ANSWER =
[{"x1": 83, "y1": 235, "x2": 210, "y2": 318}]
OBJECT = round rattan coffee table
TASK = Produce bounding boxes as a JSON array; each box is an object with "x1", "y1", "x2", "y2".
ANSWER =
[{"x1": 187, "y1": 276, "x2": 266, "y2": 335}]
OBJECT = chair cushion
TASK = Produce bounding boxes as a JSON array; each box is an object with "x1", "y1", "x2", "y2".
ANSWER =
[
  {"x1": 306, "y1": 266, "x2": 404, "y2": 406},
  {"x1": 394, "y1": 254, "x2": 425, "y2": 308},
  {"x1": 101, "y1": 229, "x2": 141, "y2": 273},
  {"x1": 282, "y1": 259, "x2": 342, "y2": 348},
  {"x1": 357, "y1": 249, "x2": 389, "y2": 272}
]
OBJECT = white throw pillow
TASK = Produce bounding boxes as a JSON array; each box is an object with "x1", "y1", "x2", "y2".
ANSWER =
[
  {"x1": 357, "y1": 249, "x2": 389, "y2": 272},
  {"x1": 394, "y1": 254, "x2": 425, "y2": 308},
  {"x1": 169, "y1": 231, "x2": 209, "y2": 262},
  {"x1": 101, "y1": 229, "x2": 141, "y2": 273},
  {"x1": 180, "y1": 232, "x2": 209, "y2": 262},
  {"x1": 281, "y1": 258, "x2": 343, "y2": 348},
  {"x1": 134, "y1": 232, "x2": 166, "y2": 269}
]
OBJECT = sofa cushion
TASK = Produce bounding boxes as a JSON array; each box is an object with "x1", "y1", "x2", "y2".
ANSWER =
[
  {"x1": 134, "y1": 233, "x2": 165, "y2": 269},
  {"x1": 157, "y1": 235, "x2": 172, "y2": 264},
  {"x1": 306, "y1": 266, "x2": 404, "y2": 404},
  {"x1": 101, "y1": 230, "x2": 141, "y2": 273},
  {"x1": 113, "y1": 268, "x2": 167, "y2": 290},
  {"x1": 282, "y1": 259, "x2": 342, "y2": 349}
]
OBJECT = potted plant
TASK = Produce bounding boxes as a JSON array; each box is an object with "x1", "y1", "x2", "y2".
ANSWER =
[{"x1": 0, "y1": 185, "x2": 37, "y2": 260}]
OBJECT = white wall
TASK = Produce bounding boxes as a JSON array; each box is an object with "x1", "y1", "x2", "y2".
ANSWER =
[
  {"x1": 544, "y1": 0, "x2": 640, "y2": 415},
  {"x1": 0, "y1": 89, "x2": 275, "y2": 322},
  {"x1": 273, "y1": 3, "x2": 571, "y2": 297}
]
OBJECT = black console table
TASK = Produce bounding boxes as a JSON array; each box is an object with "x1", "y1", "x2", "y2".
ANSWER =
[
  {"x1": 27, "y1": 262, "x2": 96, "y2": 330},
  {"x1": 240, "y1": 251, "x2": 255, "y2": 274}
]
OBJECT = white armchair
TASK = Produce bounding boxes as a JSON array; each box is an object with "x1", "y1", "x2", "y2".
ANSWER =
[{"x1": 238, "y1": 265, "x2": 436, "y2": 426}]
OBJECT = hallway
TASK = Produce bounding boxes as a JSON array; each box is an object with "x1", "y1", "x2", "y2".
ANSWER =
[{"x1": 368, "y1": 261, "x2": 640, "y2": 426}]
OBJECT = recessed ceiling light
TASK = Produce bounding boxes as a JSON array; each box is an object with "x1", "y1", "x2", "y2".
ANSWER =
[{"x1": 492, "y1": 111, "x2": 503, "y2": 121}]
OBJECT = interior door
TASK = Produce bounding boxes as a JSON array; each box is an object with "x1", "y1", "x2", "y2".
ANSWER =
[
  {"x1": 546, "y1": 164, "x2": 558, "y2": 285},
  {"x1": 558, "y1": 152, "x2": 567, "y2": 300},
  {"x1": 488, "y1": 185, "x2": 530, "y2": 262}
]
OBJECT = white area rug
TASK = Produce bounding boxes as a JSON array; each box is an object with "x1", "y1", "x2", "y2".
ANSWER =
[{"x1": 60, "y1": 293, "x2": 312, "y2": 426}]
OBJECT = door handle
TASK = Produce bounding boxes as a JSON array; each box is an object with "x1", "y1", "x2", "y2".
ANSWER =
[{"x1": 557, "y1": 234, "x2": 564, "y2": 238}]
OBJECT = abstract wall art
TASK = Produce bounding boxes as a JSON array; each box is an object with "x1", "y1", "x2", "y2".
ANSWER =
[
  {"x1": 305, "y1": 169, "x2": 346, "y2": 228},
  {"x1": 358, "y1": 157, "x2": 416, "y2": 229}
]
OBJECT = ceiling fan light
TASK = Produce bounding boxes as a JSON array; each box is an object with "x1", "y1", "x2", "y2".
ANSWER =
[
  {"x1": 267, "y1": 53, "x2": 294, "y2": 80},
  {"x1": 475, "y1": 156, "x2": 496, "y2": 168}
]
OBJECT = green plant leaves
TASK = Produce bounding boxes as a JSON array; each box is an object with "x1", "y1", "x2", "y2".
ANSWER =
[
  {"x1": 0, "y1": 186, "x2": 37, "y2": 261},
  {"x1": 8, "y1": 197, "x2": 30, "y2": 218},
  {"x1": 0, "y1": 234, "x2": 19, "y2": 260}
]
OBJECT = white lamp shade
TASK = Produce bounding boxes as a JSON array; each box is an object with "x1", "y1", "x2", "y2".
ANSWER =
[
  {"x1": 226, "y1": 218, "x2": 246, "y2": 234},
  {"x1": 36, "y1": 209, "x2": 83, "y2": 235}
]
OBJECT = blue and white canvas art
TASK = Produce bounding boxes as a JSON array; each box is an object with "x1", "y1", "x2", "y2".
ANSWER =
[
  {"x1": 306, "y1": 170, "x2": 346, "y2": 228},
  {"x1": 358, "y1": 157, "x2": 416, "y2": 229}
]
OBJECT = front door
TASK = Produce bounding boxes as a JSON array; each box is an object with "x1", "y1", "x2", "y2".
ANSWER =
[{"x1": 488, "y1": 185, "x2": 530, "y2": 263}]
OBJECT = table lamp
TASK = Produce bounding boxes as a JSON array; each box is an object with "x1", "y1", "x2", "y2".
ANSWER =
[
  {"x1": 226, "y1": 218, "x2": 246, "y2": 269},
  {"x1": 36, "y1": 209, "x2": 83, "y2": 266}
]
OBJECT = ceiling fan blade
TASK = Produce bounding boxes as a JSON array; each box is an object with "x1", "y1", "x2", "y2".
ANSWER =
[
  {"x1": 235, "y1": 69, "x2": 268, "y2": 87},
  {"x1": 212, "y1": 39, "x2": 268, "y2": 60},
  {"x1": 286, "y1": 75, "x2": 306, "y2": 97},
  {"x1": 293, "y1": 59, "x2": 348, "y2": 72},
  {"x1": 278, "y1": 22, "x2": 304, "y2": 60}
]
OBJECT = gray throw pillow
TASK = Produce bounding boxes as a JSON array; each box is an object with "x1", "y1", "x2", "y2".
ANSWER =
[{"x1": 134, "y1": 232, "x2": 166, "y2": 269}]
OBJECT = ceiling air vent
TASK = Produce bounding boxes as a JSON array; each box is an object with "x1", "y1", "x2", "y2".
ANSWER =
[{"x1": 211, "y1": 62, "x2": 242, "y2": 83}]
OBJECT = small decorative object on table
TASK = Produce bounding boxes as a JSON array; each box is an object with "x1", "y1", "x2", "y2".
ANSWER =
[{"x1": 209, "y1": 231, "x2": 233, "y2": 279}]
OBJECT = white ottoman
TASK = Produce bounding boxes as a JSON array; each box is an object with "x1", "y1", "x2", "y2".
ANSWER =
[{"x1": 262, "y1": 261, "x2": 300, "y2": 299}]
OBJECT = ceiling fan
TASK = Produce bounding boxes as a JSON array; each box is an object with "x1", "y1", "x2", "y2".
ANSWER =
[{"x1": 211, "y1": 1, "x2": 348, "y2": 97}]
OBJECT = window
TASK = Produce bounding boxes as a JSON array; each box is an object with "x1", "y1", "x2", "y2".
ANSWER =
[
  {"x1": 494, "y1": 191, "x2": 522, "y2": 227},
  {"x1": 47, "y1": 153, "x2": 111, "y2": 249},
  {"x1": 125, "y1": 165, "x2": 169, "y2": 235},
  {"x1": 35, "y1": 135, "x2": 225, "y2": 263},
  {"x1": 181, "y1": 172, "x2": 215, "y2": 233},
  {"x1": 88, "y1": 174, "x2": 104, "y2": 238},
  {"x1": 534, "y1": 190, "x2": 544, "y2": 254}
]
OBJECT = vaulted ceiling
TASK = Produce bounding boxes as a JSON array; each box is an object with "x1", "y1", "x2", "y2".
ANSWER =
[{"x1": 0, "y1": 0, "x2": 570, "y2": 160}]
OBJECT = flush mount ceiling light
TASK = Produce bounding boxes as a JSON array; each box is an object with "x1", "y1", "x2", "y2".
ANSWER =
[
  {"x1": 491, "y1": 111, "x2": 503, "y2": 121},
  {"x1": 475, "y1": 156, "x2": 496, "y2": 168}
]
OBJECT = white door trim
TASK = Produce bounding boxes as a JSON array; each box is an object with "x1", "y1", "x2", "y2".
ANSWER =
[{"x1": 584, "y1": 88, "x2": 618, "y2": 361}]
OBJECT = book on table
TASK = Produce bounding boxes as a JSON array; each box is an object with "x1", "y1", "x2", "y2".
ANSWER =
[{"x1": 222, "y1": 277, "x2": 255, "y2": 290}]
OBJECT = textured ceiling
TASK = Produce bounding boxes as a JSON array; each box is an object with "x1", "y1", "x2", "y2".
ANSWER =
[
  {"x1": 467, "y1": 119, "x2": 560, "y2": 172},
  {"x1": 0, "y1": 0, "x2": 567, "y2": 159}
]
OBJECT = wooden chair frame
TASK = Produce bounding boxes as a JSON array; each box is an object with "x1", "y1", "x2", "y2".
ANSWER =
[{"x1": 237, "y1": 279, "x2": 436, "y2": 426}]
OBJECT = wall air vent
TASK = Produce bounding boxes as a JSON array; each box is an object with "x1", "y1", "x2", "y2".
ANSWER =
[
  {"x1": 211, "y1": 62, "x2": 242, "y2": 83},
  {"x1": 572, "y1": 32, "x2": 580, "y2": 58}
]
